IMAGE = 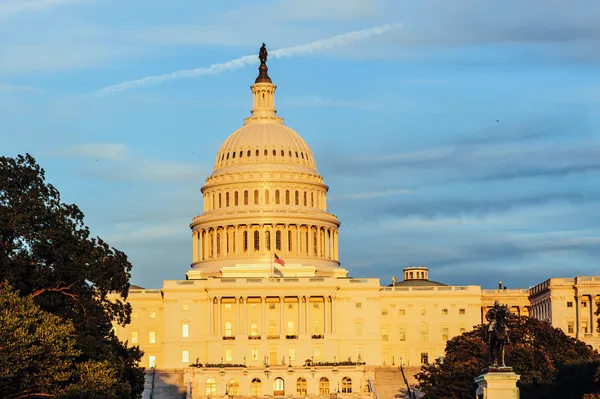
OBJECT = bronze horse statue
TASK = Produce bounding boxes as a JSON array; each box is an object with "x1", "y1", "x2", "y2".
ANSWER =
[{"x1": 485, "y1": 301, "x2": 512, "y2": 368}]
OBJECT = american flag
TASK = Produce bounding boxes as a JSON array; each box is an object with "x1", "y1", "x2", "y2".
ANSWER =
[{"x1": 274, "y1": 253, "x2": 285, "y2": 266}]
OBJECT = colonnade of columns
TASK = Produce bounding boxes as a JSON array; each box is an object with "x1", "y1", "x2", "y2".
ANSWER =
[
  {"x1": 208, "y1": 295, "x2": 336, "y2": 338},
  {"x1": 192, "y1": 224, "x2": 339, "y2": 263}
]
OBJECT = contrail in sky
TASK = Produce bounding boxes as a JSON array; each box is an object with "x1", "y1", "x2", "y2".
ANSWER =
[{"x1": 96, "y1": 23, "x2": 402, "y2": 96}]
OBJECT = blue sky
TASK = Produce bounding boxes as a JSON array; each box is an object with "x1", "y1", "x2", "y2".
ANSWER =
[{"x1": 2, "y1": 0, "x2": 599, "y2": 289}]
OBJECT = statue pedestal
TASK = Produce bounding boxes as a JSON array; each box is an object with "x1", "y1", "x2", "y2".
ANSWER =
[{"x1": 474, "y1": 369, "x2": 520, "y2": 399}]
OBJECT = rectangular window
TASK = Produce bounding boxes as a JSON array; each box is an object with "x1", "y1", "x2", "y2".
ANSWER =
[
  {"x1": 568, "y1": 322, "x2": 574, "y2": 334},
  {"x1": 182, "y1": 350, "x2": 189, "y2": 363},
  {"x1": 269, "y1": 303, "x2": 276, "y2": 310},
  {"x1": 459, "y1": 309, "x2": 466, "y2": 315},
  {"x1": 149, "y1": 331, "x2": 156, "y2": 344},
  {"x1": 567, "y1": 302, "x2": 573, "y2": 308},
  {"x1": 182, "y1": 324, "x2": 189, "y2": 338},
  {"x1": 382, "y1": 328, "x2": 389, "y2": 341},
  {"x1": 355, "y1": 302, "x2": 362, "y2": 309},
  {"x1": 225, "y1": 304, "x2": 232, "y2": 311},
  {"x1": 459, "y1": 327, "x2": 466, "y2": 334},
  {"x1": 149, "y1": 311, "x2": 156, "y2": 318},
  {"x1": 442, "y1": 308, "x2": 448, "y2": 315},
  {"x1": 225, "y1": 348, "x2": 233, "y2": 362},
  {"x1": 313, "y1": 348, "x2": 321, "y2": 361},
  {"x1": 355, "y1": 323, "x2": 363, "y2": 337},
  {"x1": 149, "y1": 355, "x2": 156, "y2": 368},
  {"x1": 582, "y1": 302, "x2": 587, "y2": 308},
  {"x1": 131, "y1": 331, "x2": 138, "y2": 344},
  {"x1": 381, "y1": 309, "x2": 388, "y2": 316},
  {"x1": 442, "y1": 327, "x2": 449, "y2": 341},
  {"x1": 398, "y1": 328, "x2": 406, "y2": 341},
  {"x1": 288, "y1": 348, "x2": 296, "y2": 361},
  {"x1": 398, "y1": 309, "x2": 405, "y2": 315},
  {"x1": 582, "y1": 322, "x2": 588, "y2": 334},
  {"x1": 251, "y1": 348, "x2": 259, "y2": 361},
  {"x1": 181, "y1": 304, "x2": 189, "y2": 311},
  {"x1": 421, "y1": 352, "x2": 429, "y2": 365}
]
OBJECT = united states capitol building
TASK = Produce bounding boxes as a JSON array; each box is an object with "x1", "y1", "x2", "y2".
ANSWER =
[{"x1": 114, "y1": 49, "x2": 600, "y2": 399}]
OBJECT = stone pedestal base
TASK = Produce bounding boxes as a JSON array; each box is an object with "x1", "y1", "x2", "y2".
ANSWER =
[{"x1": 474, "y1": 370, "x2": 520, "y2": 399}]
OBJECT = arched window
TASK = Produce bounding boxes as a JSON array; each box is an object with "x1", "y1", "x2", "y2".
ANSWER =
[
  {"x1": 273, "y1": 149, "x2": 276, "y2": 156},
  {"x1": 225, "y1": 321, "x2": 232, "y2": 337},
  {"x1": 264, "y1": 149, "x2": 268, "y2": 156},
  {"x1": 239, "y1": 150, "x2": 242, "y2": 158},
  {"x1": 313, "y1": 230, "x2": 318, "y2": 255},
  {"x1": 319, "y1": 377, "x2": 330, "y2": 395},
  {"x1": 219, "y1": 193, "x2": 222, "y2": 208},
  {"x1": 420, "y1": 323, "x2": 429, "y2": 341},
  {"x1": 311, "y1": 192, "x2": 314, "y2": 207},
  {"x1": 255, "y1": 149, "x2": 259, "y2": 156},
  {"x1": 212, "y1": 194, "x2": 215, "y2": 209},
  {"x1": 226, "y1": 153, "x2": 230, "y2": 159},
  {"x1": 301, "y1": 152, "x2": 304, "y2": 159},
  {"x1": 226, "y1": 192, "x2": 230, "y2": 207},
  {"x1": 228, "y1": 379, "x2": 239, "y2": 395},
  {"x1": 281, "y1": 150, "x2": 284, "y2": 156},
  {"x1": 251, "y1": 378, "x2": 262, "y2": 396},
  {"x1": 244, "y1": 190, "x2": 249, "y2": 205},
  {"x1": 254, "y1": 230, "x2": 260, "y2": 251},
  {"x1": 209, "y1": 232, "x2": 214, "y2": 257},
  {"x1": 276, "y1": 231, "x2": 281, "y2": 251},
  {"x1": 305, "y1": 231, "x2": 308, "y2": 255},
  {"x1": 303, "y1": 192, "x2": 307, "y2": 206},
  {"x1": 232, "y1": 231, "x2": 236, "y2": 253},
  {"x1": 295, "y1": 151, "x2": 299, "y2": 158},
  {"x1": 288, "y1": 230, "x2": 292, "y2": 252},
  {"x1": 254, "y1": 190, "x2": 259, "y2": 204},
  {"x1": 296, "y1": 377, "x2": 307, "y2": 396},
  {"x1": 247, "y1": 150, "x2": 251, "y2": 157},
  {"x1": 342, "y1": 377, "x2": 352, "y2": 393},
  {"x1": 295, "y1": 191, "x2": 299, "y2": 205},
  {"x1": 273, "y1": 378, "x2": 284, "y2": 396},
  {"x1": 234, "y1": 191, "x2": 239, "y2": 206},
  {"x1": 206, "y1": 378, "x2": 216, "y2": 395},
  {"x1": 266, "y1": 230, "x2": 271, "y2": 251},
  {"x1": 216, "y1": 233, "x2": 221, "y2": 256},
  {"x1": 275, "y1": 190, "x2": 280, "y2": 204},
  {"x1": 232, "y1": 152, "x2": 236, "y2": 158},
  {"x1": 285, "y1": 190, "x2": 290, "y2": 205},
  {"x1": 265, "y1": 190, "x2": 269, "y2": 205},
  {"x1": 288, "y1": 150, "x2": 292, "y2": 157},
  {"x1": 243, "y1": 231, "x2": 248, "y2": 252}
]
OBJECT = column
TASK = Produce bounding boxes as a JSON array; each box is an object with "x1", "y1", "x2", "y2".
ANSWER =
[
  {"x1": 202, "y1": 230, "x2": 208, "y2": 261},
  {"x1": 212, "y1": 229, "x2": 217, "y2": 259},
  {"x1": 298, "y1": 297, "x2": 303, "y2": 335},
  {"x1": 192, "y1": 231, "x2": 197, "y2": 262},
  {"x1": 244, "y1": 297, "x2": 248, "y2": 335},
  {"x1": 236, "y1": 297, "x2": 240, "y2": 336},
  {"x1": 209, "y1": 297, "x2": 214, "y2": 335},
  {"x1": 308, "y1": 227, "x2": 314, "y2": 257},
  {"x1": 575, "y1": 295, "x2": 580, "y2": 339},
  {"x1": 260, "y1": 224, "x2": 265, "y2": 254},
  {"x1": 589, "y1": 294, "x2": 594, "y2": 336},
  {"x1": 217, "y1": 297, "x2": 222, "y2": 336},
  {"x1": 306, "y1": 296, "x2": 310, "y2": 335},
  {"x1": 283, "y1": 224, "x2": 289, "y2": 256},
  {"x1": 331, "y1": 297, "x2": 336, "y2": 334},
  {"x1": 219, "y1": 228, "x2": 225, "y2": 257},
  {"x1": 324, "y1": 296, "x2": 329, "y2": 335},
  {"x1": 280, "y1": 297, "x2": 284, "y2": 336},
  {"x1": 328, "y1": 228, "x2": 332, "y2": 259},
  {"x1": 262, "y1": 297, "x2": 266, "y2": 336},
  {"x1": 316, "y1": 228, "x2": 321, "y2": 257}
]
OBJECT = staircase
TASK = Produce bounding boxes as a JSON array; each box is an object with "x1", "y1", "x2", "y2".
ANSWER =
[
  {"x1": 142, "y1": 369, "x2": 187, "y2": 399},
  {"x1": 373, "y1": 366, "x2": 421, "y2": 399}
]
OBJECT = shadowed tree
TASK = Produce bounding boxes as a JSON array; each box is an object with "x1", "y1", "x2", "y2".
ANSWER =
[
  {"x1": 0, "y1": 154, "x2": 144, "y2": 398},
  {"x1": 416, "y1": 316, "x2": 599, "y2": 399}
]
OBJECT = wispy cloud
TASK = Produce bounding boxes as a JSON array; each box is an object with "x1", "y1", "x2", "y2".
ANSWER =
[
  {"x1": 0, "y1": 0, "x2": 86, "y2": 18},
  {"x1": 329, "y1": 188, "x2": 411, "y2": 201},
  {"x1": 96, "y1": 23, "x2": 402, "y2": 96},
  {"x1": 63, "y1": 142, "x2": 127, "y2": 160}
]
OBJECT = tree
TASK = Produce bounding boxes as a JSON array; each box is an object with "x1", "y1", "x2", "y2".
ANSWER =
[
  {"x1": 0, "y1": 284, "x2": 126, "y2": 398},
  {"x1": 0, "y1": 154, "x2": 144, "y2": 398},
  {"x1": 416, "y1": 316, "x2": 600, "y2": 399}
]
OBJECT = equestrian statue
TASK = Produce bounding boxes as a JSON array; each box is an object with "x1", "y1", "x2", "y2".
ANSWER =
[{"x1": 485, "y1": 301, "x2": 513, "y2": 369}]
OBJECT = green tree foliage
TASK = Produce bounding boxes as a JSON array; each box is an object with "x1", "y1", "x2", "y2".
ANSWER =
[
  {"x1": 416, "y1": 316, "x2": 600, "y2": 399},
  {"x1": 0, "y1": 154, "x2": 144, "y2": 398},
  {"x1": 0, "y1": 285, "x2": 126, "y2": 398}
]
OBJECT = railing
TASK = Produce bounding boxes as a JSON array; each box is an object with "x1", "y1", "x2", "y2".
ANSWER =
[
  {"x1": 222, "y1": 336, "x2": 235, "y2": 340},
  {"x1": 286, "y1": 335, "x2": 298, "y2": 339},
  {"x1": 380, "y1": 286, "x2": 474, "y2": 292},
  {"x1": 267, "y1": 335, "x2": 280, "y2": 340},
  {"x1": 248, "y1": 335, "x2": 261, "y2": 340},
  {"x1": 312, "y1": 334, "x2": 324, "y2": 339}
]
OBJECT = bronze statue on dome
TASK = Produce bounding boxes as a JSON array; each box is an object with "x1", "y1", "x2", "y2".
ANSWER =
[
  {"x1": 259, "y1": 43, "x2": 268, "y2": 65},
  {"x1": 485, "y1": 301, "x2": 513, "y2": 370}
]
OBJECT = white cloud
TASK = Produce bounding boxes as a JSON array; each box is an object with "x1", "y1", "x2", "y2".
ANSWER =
[
  {"x1": 0, "y1": 0, "x2": 88, "y2": 18},
  {"x1": 96, "y1": 24, "x2": 402, "y2": 95},
  {"x1": 329, "y1": 188, "x2": 411, "y2": 201}
]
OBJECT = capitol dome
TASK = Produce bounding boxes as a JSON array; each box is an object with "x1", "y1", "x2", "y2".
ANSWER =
[{"x1": 187, "y1": 46, "x2": 346, "y2": 280}]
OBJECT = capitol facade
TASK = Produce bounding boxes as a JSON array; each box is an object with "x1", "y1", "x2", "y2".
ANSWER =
[{"x1": 113, "y1": 51, "x2": 600, "y2": 399}]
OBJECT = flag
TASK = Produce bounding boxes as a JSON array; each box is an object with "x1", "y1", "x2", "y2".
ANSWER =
[{"x1": 274, "y1": 253, "x2": 285, "y2": 266}]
